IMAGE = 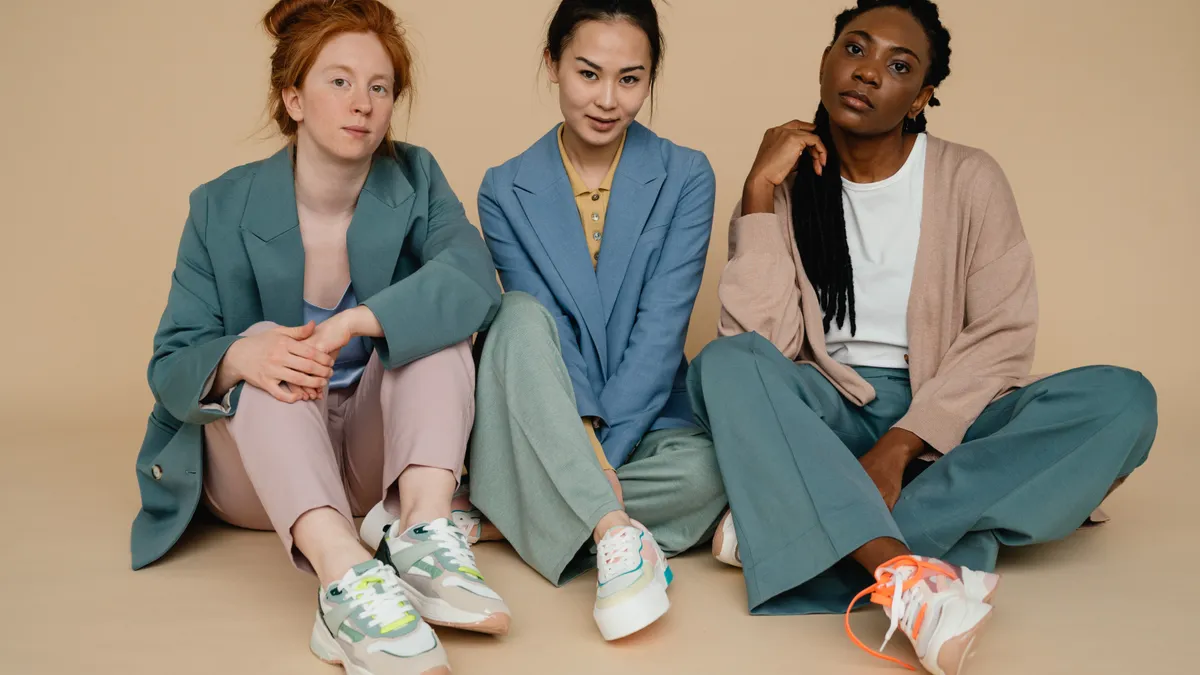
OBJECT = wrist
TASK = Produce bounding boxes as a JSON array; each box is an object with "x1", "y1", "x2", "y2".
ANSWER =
[
  {"x1": 741, "y1": 175, "x2": 775, "y2": 215},
  {"x1": 223, "y1": 338, "x2": 246, "y2": 382},
  {"x1": 891, "y1": 428, "x2": 928, "y2": 462}
]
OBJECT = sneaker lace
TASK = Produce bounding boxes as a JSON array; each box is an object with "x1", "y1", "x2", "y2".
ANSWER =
[
  {"x1": 344, "y1": 569, "x2": 415, "y2": 633},
  {"x1": 597, "y1": 527, "x2": 639, "y2": 580},
  {"x1": 429, "y1": 519, "x2": 479, "y2": 572},
  {"x1": 844, "y1": 555, "x2": 958, "y2": 671}
]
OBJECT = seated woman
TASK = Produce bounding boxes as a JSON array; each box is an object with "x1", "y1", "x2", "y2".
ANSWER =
[
  {"x1": 463, "y1": 0, "x2": 727, "y2": 642},
  {"x1": 129, "y1": 2, "x2": 509, "y2": 674},
  {"x1": 686, "y1": 0, "x2": 1157, "y2": 672}
]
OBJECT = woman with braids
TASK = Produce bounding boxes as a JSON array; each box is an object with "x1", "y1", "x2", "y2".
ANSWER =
[{"x1": 686, "y1": 0, "x2": 1157, "y2": 672}]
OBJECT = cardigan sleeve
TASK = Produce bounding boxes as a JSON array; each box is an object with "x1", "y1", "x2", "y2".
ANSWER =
[
  {"x1": 716, "y1": 181, "x2": 806, "y2": 360},
  {"x1": 894, "y1": 155, "x2": 1039, "y2": 453}
]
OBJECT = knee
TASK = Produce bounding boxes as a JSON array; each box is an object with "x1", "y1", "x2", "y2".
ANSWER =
[
  {"x1": 1075, "y1": 366, "x2": 1158, "y2": 427},
  {"x1": 686, "y1": 441, "x2": 727, "y2": 503},
  {"x1": 484, "y1": 292, "x2": 559, "y2": 352},
  {"x1": 691, "y1": 333, "x2": 767, "y2": 381},
  {"x1": 234, "y1": 380, "x2": 316, "y2": 416}
]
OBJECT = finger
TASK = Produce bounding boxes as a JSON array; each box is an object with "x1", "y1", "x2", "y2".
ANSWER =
[
  {"x1": 290, "y1": 340, "x2": 336, "y2": 366},
  {"x1": 268, "y1": 380, "x2": 303, "y2": 404},
  {"x1": 279, "y1": 321, "x2": 316, "y2": 340},
  {"x1": 781, "y1": 119, "x2": 817, "y2": 131},
  {"x1": 275, "y1": 366, "x2": 328, "y2": 391},
  {"x1": 284, "y1": 353, "x2": 334, "y2": 378}
]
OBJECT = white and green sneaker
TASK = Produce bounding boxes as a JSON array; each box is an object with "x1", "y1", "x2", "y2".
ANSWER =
[
  {"x1": 310, "y1": 560, "x2": 449, "y2": 675},
  {"x1": 377, "y1": 518, "x2": 511, "y2": 635}
]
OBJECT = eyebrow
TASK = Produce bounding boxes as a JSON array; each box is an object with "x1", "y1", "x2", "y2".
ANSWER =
[
  {"x1": 575, "y1": 56, "x2": 646, "y2": 74},
  {"x1": 845, "y1": 29, "x2": 922, "y2": 62},
  {"x1": 322, "y1": 64, "x2": 393, "y2": 80}
]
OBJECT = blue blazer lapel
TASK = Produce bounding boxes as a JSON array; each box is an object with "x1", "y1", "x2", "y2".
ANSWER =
[
  {"x1": 513, "y1": 128, "x2": 609, "y2": 369},
  {"x1": 241, "y1": 147, "x2": 305, "y2": 327},
  {"x1": 347, "y1": 153, "x2": 416, "y2": 302},
  {"x1": 596, "y1": 122, "x2": 666, "y2": 322}
]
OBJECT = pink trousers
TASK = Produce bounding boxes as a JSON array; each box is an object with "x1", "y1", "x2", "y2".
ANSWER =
[{"x1": 202, "y1": 322, "x2": 474, "y2": 571}]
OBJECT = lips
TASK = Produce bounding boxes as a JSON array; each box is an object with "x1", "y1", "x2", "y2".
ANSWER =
[
  {"x1": 839, "y1": 90, "x2": 874, "y2": 109},
  {"x1": 587, "y1": 115, "x2": 619, "y2": 124},
  {"x1": 344, "y1": 125, "x2": 370, "y2": 134}
]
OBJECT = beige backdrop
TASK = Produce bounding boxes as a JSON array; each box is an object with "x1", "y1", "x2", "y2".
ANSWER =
[{"x1": 1, "y1": 0, "x2": 1197, "y2": 433}]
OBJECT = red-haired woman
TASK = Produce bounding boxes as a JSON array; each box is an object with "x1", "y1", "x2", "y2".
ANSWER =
[{"x1": 129, "y1": 2, "x2": 507, "y2": 673}]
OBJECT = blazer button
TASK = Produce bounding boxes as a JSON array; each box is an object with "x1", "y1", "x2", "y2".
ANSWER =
[
  {"x1": 591, "y1": 193, "x2": 600, "y2": 201},
  {"x1": 151, "y1": 464, "x2": 164, "y2": 480}
]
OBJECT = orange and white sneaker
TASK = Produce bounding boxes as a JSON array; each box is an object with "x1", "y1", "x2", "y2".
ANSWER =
[
  {"x1": 712, "y1": 510, "x2": 742, "y2": 568},
  {"x1": 593, "y1": 520, "x2": 673, "y2": 641},
  {"x1": 846, "y1": 555, "x2": 994, "y2": 675},
  {"x1": 712, "y1": 511, "x2": 1000, "y2": 604}
]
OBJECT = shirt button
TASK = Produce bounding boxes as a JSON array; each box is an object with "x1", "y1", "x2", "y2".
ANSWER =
[
  {"x1": 591, "y1": 193, "x2": 600, "y2": 201},
  {"x1": 593, "y1": 231, "x2": 602, "y2": 241},
  {"x1": 591, "y1": 212, "x2": 600, "y2": 222}
]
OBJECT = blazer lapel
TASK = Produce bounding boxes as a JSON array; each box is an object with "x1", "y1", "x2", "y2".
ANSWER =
[
  {"x1": 513, "y1": 127, "x2": 609, "y2": 370},
  {"x1": 347, "y1": 153, "x2": 416, "y2": 302},
  {"x1": 241, "y1": 146, "x2": 305, "y2": 327},
  {"x1": 596, "y1": 122, "x2": 666, "y2": 322}
]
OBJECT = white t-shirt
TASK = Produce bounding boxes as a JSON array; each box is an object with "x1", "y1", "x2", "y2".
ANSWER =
[{"x1": 824, "y1": 133, "x2": 926, "y2": 369}]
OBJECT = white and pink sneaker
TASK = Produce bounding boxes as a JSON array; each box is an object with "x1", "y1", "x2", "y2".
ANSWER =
[{"x1": 592, "y1": 520, "x2": 673, "y2": 641}]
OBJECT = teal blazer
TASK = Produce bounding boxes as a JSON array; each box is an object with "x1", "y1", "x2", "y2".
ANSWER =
[
  {"x1": 130, "y1": 143, "x2": 501, "y2": 570},
  {"x1": 478, "y1": 122, "x2": 715, "y2": 467}
]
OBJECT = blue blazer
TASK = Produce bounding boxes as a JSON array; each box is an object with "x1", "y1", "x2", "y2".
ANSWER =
[{"x1": 478, "y1": 122, "x2": 716, "y2": 467}]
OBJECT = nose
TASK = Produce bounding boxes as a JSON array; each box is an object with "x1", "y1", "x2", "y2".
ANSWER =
[
  {"x1": 595, "y1": 80, "x2": 618, "y2": 112},
  {"x1": 352, "y1": 87, "x2": 373, "y2": 116},
  {"x1": 852, "y1": 62, "x2": 881, "y2": 88}
]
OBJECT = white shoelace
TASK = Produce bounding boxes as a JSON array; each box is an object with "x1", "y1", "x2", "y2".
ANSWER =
[
  {"x1": 878, "y1": 565, "x2": 926, "y2": 652},
  {"x1": 597, "y1": 527, "x2": 640, "y2": 582},
  {"x1": 343, "y1": 568, "x2": 414, "y2": 630},
  {"x1": 428, "y1": 519, "x2": 479, "y2": 571}
]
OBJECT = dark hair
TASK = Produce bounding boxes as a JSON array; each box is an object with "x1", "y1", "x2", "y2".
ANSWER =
[
  {"x1": 545, "y1": 0, "x2": 666, "y2": 101},
  {"x1": 791, "y1": 0, "x2": 952, "y2": 335}
]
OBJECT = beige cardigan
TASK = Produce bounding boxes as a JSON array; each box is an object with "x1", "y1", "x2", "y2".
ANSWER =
[{"x1": 718, "y1": 135, "x2": 1043, "y2": 454}]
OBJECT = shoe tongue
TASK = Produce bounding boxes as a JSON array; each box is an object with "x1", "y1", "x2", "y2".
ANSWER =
[
  {"x1": 329, "y1": 560, "x2": 386, "y2": 595},
  {"x1": 346, "y1": 560, "x2": 386, "y2": 586}
]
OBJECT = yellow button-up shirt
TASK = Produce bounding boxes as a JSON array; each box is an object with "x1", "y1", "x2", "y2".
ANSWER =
[{"x1": 558, "y1": 124, "x2": 626, "y2": 471}]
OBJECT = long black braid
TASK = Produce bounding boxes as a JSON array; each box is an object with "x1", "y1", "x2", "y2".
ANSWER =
[{"x1": 791, "y1": 0, "x2": 952, "y2": 335}]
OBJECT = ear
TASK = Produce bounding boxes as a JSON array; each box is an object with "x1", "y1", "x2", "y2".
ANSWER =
[
  {"x1": 544, "y1": 49, "x2": 560, "y2": 85},
  {"x1": 282, "y1": 85, "x2": 304, "y2": 124},
  {"x1": 908, "y1": 85, "x2": 935, "y2": 121},
  {"x1": 819, "y1": 46, "x2": 831, "y2": 84}
]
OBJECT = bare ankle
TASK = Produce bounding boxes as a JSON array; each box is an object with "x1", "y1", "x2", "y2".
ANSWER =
[
  {"x1": 593, "y1": 510, "x2": 633, "y2": 543},
  {"x1": 291, "y1": 507, "x2": 375, "y2": 587},
  {"x1": 397, "y1": 466, "x2": 456, "y2": 531},
  {"x1": 850, "y1": 537, "x2": 913, "y2": 575}
]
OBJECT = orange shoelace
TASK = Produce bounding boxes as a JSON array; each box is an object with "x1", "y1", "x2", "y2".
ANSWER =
[{"x1": 844, "y1": 555, "x2": 959, "y2": 670}]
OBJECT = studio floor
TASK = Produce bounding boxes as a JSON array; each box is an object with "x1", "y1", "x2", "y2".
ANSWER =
[{"x1": 1, "y1": 411, "x2": 1193, "y2": 675}]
